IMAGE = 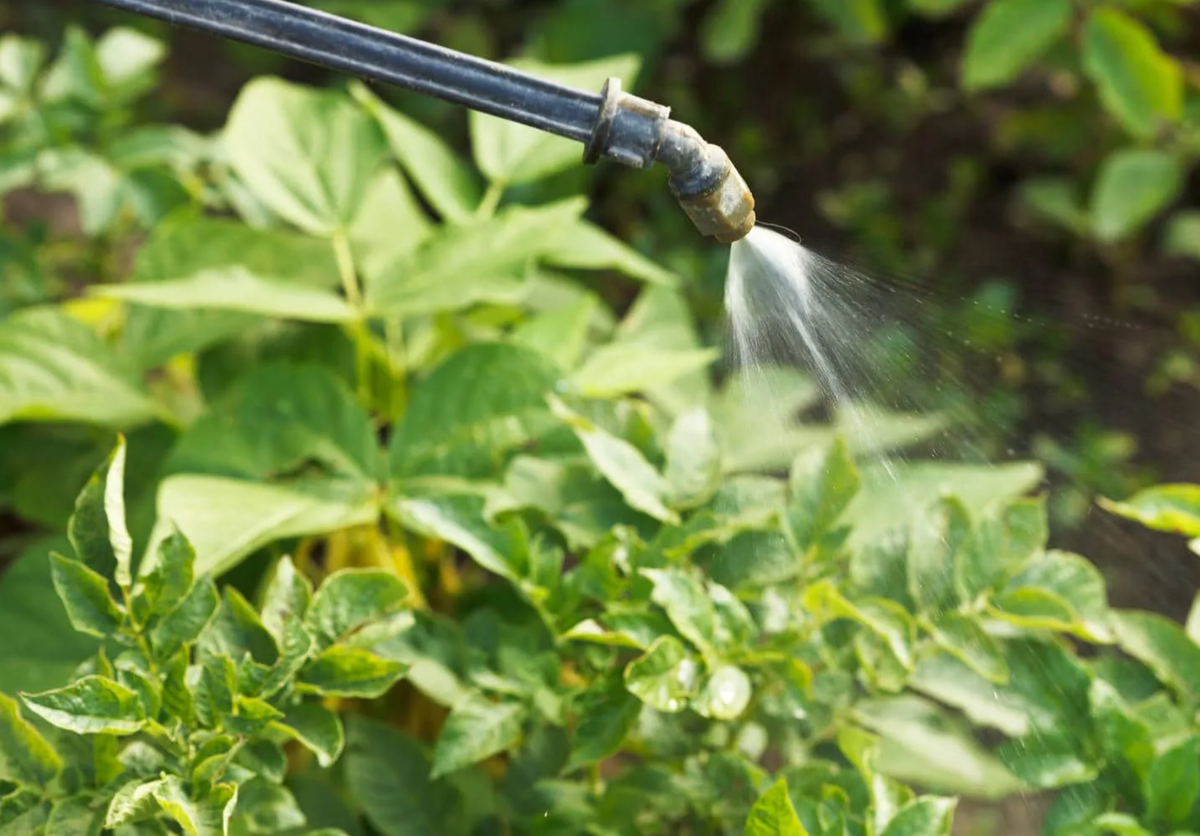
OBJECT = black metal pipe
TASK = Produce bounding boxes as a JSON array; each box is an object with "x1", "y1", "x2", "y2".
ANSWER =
[{"x1": 89, "y1": 0, "x2": 602, "y2": 144}]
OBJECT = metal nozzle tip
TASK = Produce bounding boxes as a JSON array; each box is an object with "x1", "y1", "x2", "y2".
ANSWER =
[{"x1": 669, "y1": 146, "x2": 756, "y2": 245}]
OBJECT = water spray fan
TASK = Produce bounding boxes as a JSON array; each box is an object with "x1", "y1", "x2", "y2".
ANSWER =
[{"x1": 87, "y1": 0, "x2": 758, "y2": 243}]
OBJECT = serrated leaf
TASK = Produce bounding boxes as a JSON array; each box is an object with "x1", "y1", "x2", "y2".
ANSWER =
[
  {"x1": 786, "y1": 437, "x2": 860, "y2": 556},
  {"x1": 224, "y1": 76, "x2": 386, "y2": 235},
  {"x1": 21, "y1": 676, "x2": 145, "y2": 736},
  {"x1": 151, "y1": 577, "x2": 219, "y2": 659},
  {"x1": 549, "y1": 396, "x2": 677, "y2": 523},
  {"x1": 431, "y1": 696, "x2": 525, "y2": 778},
  {"x1": 623, "y1": 636, "x2": 699, "y2": 712},
  {"x1": 350, "y1": 80, "x2": 482, "y2": 222},
  {"x1": 1091, "y1": 149, "x2": 1183, "y2": 242},
  {"x1": 272, "y1": 702, "x2": 345, "y2": 768},
  {"x1": 49, "y1": 553, "x2": 122, "y2": 639},
  {"x1": 961, "y1": 0, "x2": 1070, "y2": 90},
  {"x1": 0, "y1": 693, "x2": 61, "y2": 786},
  {"x1": 306, "y1": 569, "x2": 408, "y2": 650},
  {"x1": 301, "y1": 645, "x2": 407, "y2": 698},
  {"x1": 746, "y1": 779, "x2": 807, "y2": 836},
  {"x1": 1083, "y1": 8, "x2": 1183, "y2": 138}
]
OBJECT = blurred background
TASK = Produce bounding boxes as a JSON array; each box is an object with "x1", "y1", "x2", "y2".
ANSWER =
[{"x1": 3, "y1": 0, "x2": 1200, "y2": 614}]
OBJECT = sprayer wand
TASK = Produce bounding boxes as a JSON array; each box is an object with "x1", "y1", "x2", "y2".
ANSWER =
[{"x1": 84, "y1": 0, "x2": 757, "y2": 243}]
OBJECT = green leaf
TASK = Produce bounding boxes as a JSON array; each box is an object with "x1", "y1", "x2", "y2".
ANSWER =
[
  {"x1": 549, "y1": 396, "x2": 677, "y2": 523},
  {"x1": 96, "y1": 267, "x2": 356, "y2": 323},
  {"x1": 1111, "y1": 610, "x2": 1200, "y2": 702},
  {"x1": 140, "y1": 528, "x2": 194, "y2": 617},
  {"x1": 153, "y1": 776, "x2": 238, "y2": 836},
  {"x1": 306, "y1": 569, "x2": 408, "y2": 650},
  {"x1": 1164, "y1": 211, "x2": 1200, "y2": 261},
  {"x1": 199, "y1": 588, "x2": 280, "y2": 666},
  {"x1": 932, "y1": 614, "x2": 1008, "y2": 683},
  {"x1": 224, "y1": 76, "x2": 386, "y2": 235},
  {"x1": 642, "y1": 568, "x2": 718, "y2": 657},
  {"x1": 469, "y1": 54, "x2": 639, "y2": 184},
  {"x1": 0, "y1": 538, "x2": 99, "y2": 695},
  {"x1": 908, "y1": 497, "x2": 970, "y2": 613},
  {"x1": 786, "y1": 437, "x2": 860, "y2": 556},
  {"x1": 700, "y1": 0, "x2": 770, "y2": 63},
  {"x1": 151, "y1": 577, "x2": 219, "y2": 659},
  {"x1": 543, "y1": 220, "x2": 678, "y2": 287},
  {"x1": 350, "y1": 81, "x2": 483, "y2": 222},
  {"x1": 0, "y1": 693, "x2": 61, "y2": 787},
  {"x1": 992, "y1": 550, "x2": 1111, "y2": 641},
  {"x1": 569, "y1": 344, "x2": 718, "y2": 399},
  {"x1": 1083, "y1": 8, "x2": 1183, "y2": 138},
  {"x1": 301, "y1": 645, "x2": 407, "y2": 698},
  {"x1": 956, "y1": 499, "x2": 1047, "y2": 600},
  {"x1": 1145, "y1": 736, "x2": 1200, "y2": 830},
  {"x1": 664, "y1": 408, "x2": 722, "y2": 509},
  {"x1": 961, "y1": 0, "x2": 1070, "y2": 90},
  {"x1": 272, "y1": 702, "x2": 344, "y2": 768},
  {"x1": 745, "y1": 779, "x2": 807, "y2": 836},
  {"x1": 624, "y1": 636, "x2": 699, "y2": 712},
  {"x1": 1101, "y1": 484, "x2": 1200, "y2": 537},
  {"x1": 389, "y1": 342, "x2": 560, "y2": 479},
  {"x1": 49, "y1": 552, "x2": 122, "y2": 638},
  {"x1": 365, "y1": 198, "x2": 585, "y2": 318},
  {"x1": 880, "y1": 796, "x2": 956, "y2": 836},
  {"x1": 808, "y1": 0, "x2": 888, "y2": 44},
  {"x1": 348, "y1": 167, "x2": 434, "y2": 280},
  {"x1": 261, "y1": 556, "x2": 312, "y2": 643},
  {"x1": 46, "y1": 795, "x2": 105, "y2": 835},
  {"x1": 431, "y1": 696, "x2": 525, "y2": 778},
  {"x1": 510, "y1": 295, "x2": 600, "y2": 370},
  {"x1": 105, "y1": 778, "x2": 166, "y2": 828},
  {"x1": 345, "y1": 716, "x2": 463, "y2": 836},
  {"x1": 997, "y1": 730, "x2": 1097, "y2": 788},
  {"x1": 0, "y1": 306, "x2": 155, "y2": 428},
  {"x1": 21, "y1": 675, "x2": 145, "y2": 736},
  {"x1": 693, "y1": 664, "x2": 752, "y2": 721},
  {"x1": 390, "y1": 493, "x2": 522, "y2": 582},
  {"x1": 68, "y1": 438, "x2": 131, "y2": 586},
  {"x1": 1018, "y1": 177, "x2": 1090, "y2": 236},
  {"x1": 1090, "y1": 149, "x2": 1183, "y2": 242},
  {"x1": 568, "y1": 676, "x2": 641, "y2": 768},
  {"x1": 804, "y1": 581, "x2": 915, "y2": 670}
]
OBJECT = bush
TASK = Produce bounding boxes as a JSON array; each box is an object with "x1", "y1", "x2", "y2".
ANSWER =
[{"x1": 2, "y1": 14, "x2": 1200, "y2": 836}]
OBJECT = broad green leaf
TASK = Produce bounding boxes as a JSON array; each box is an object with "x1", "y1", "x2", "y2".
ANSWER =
[
  {"x1": 199, "y1": 588, "x2": 279, "y2": 666},
  {"x1": 624, "y1": 636, "x2": 700, "y2": 712},
  {"x1": 510, "y1": 295, "x2": 600, "y2": 370},
  {"x1": 431, "y1": 696, "x2": 525, "y2": 778},
  {"x1": 693, "y1": 664, "x2": 752, "y2": 721},
  {"x1": 49, "y1": 552, "x2": 122, "y2": 638},
  {"x1": 961, "y1": 0, "x2": 1071, "y2": 90},
  {"x1": 1083, "y1": 8, "x2": 1183, "y2": 138},
  {"x1": 0, "y1": 538, "x2": 99, "y2": 695},
  {"x1": 151, "y1": 577, "x2": 219, "y2": 659},
  {"x1": 96, "y1": 267, "x2": 356, "y2": 323},
  {"x1": 389, "y1": 494, "x2": 522, "y2": 582},
  {"x1": 880, "y1": 797, "x2": 956, "y2": 836},
  {"x1": 0, "y1": 693, "x2": 61, "y2": 786},
  {"x1": 21, "y1": 676, "x2": 145, "y2": 736},
  {"x1": 469, "y1": 54, "x2": 639, "y2": 184},
  {"x1": 68, "y1": 438, "x2": 131, "y2": 586},
  {"x1": 1164, "y1": 211, "x2": 1200, "y2": 261},
  {"x1": 366, "y1": 198, "x2": 585, "y2": 317},
  {"x1": 301, "y1": 645, "x2": 407, "y2": 698},
  {"x1": 345, "y1": 716, "x2": 463, "y2": 836},
  {"x1": 746, "y1": 779, "x2": 807, "y2": 836},
  {"x1": 907, "y1": 496, "x2": 970, "y2": 613},
  {"x1": 992, "y1": 550, "x2": 1112, "y2": 641},
  {"x1": 613, "y1": 285, "x2": 712, "y2": 417},
  {"x1": 260, "y1": 556, "x2": 313, "y2": 643},
  {"x1": 567, "y1": 676, "x2": 641, "y2": 768},
  {"x1": 549, "y1": 396, "x2": 677, "y2": 523},
  {"x1": 105, "y1": 778, "x2": 166, "y2": 828},
  {"x1": 700, "y1": 0, "x2": 770, "y2": 63},
  {"x1": 1090, "y1": 149, "x2": 1183, "y2": 242},
  {"x1": 1101, "y1": 484, "x2": 1200, "y2": 537},
  {"x1": 224, "y1": 76, "x2": 387, "y2": 235},
  {"x1": 306, "y1": 569, "x2": 408, "y2": 650},
  {"x1": 1092, "y1": 813, "x2": 1153, "y2": 836},
  {"x1": 570, "y1": 344, "x2": 718, "y2": 399},
  {"x1": 808, "y1": 0, "x2": 888, "y2": 44},
  {"x1": 153, "y1": 776, "x2": 237, "y2": 836},
  {"x1": 704, "y1": 530, "x2": 798, "y2": 591},
  {"x1": 1111, "y1": 610, "x2": 1200, "y2": 702},
  {"x1": 932, "y1": 614, "x2": 1008, "y2": 683},
  {"x1": 1145, "y1": 736, "x2": 1200, "y2": 830},
  {"x1": 956, "y1": 499, "x2": 1047, "y2": 600},
  {"x1": 47, "y1": 794, "x2": 105, "y2": 835},
  {"x1": 664, "y1": 408, "x2": 722, "y2": 509},
  {"x1": 804, "y1": 581, "x2": 914, "y2": 670},
  {"x1": 786, "y1": 437, "x2": 860, "y2": 556},
  {"x1": 272, "y1": 702, "x2": 344, "y2": 768},
  {"x1": 909, "y1": 652, "x2": 1030, "y2": 736},
  {"x1": 0, "y1": 306, "x2": 155, "y2": 427},
  {"x1": 713, "y1": 367, "x2": 822, "y2": 473},
  {"x1": 233, "y1": 778, "x2": 306, "y2": 834},
  {"x1": 998, "y1": 730, "x2": 1097, "y2": 788},
  {"x1": 350, "y1": 80, "x2": 483, "y2": 222},
  {"x1": 149, "y1": 475, "x2": 378, "y2": 578},
  {"x1": 348, "y1": 166, "x2": 433, "y2": 281},
  {"x1": 642, "y1": 568, "x2": 718, "y2": 657},
  {"x1": 543, "y1": 220, "x2": 678, "y2": 287},
  {"x1": 140, "y1": 528, "x2": 194, "y2": 617},
  {"x1": 389, "y1": 342, "x2": 560, "y2": 479},
  {"x1": 0, "y1": 35, "x2": 45, "y2": 94}
]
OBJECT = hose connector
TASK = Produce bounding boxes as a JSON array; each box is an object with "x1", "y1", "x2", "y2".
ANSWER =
[{"x1": 583, "y1": 78, "x2": 756, "y2": 244}]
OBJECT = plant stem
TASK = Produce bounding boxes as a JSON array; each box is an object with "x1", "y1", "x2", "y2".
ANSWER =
[{"x1": 476, "y1": 180, "x2": 505, "y2": 218}]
